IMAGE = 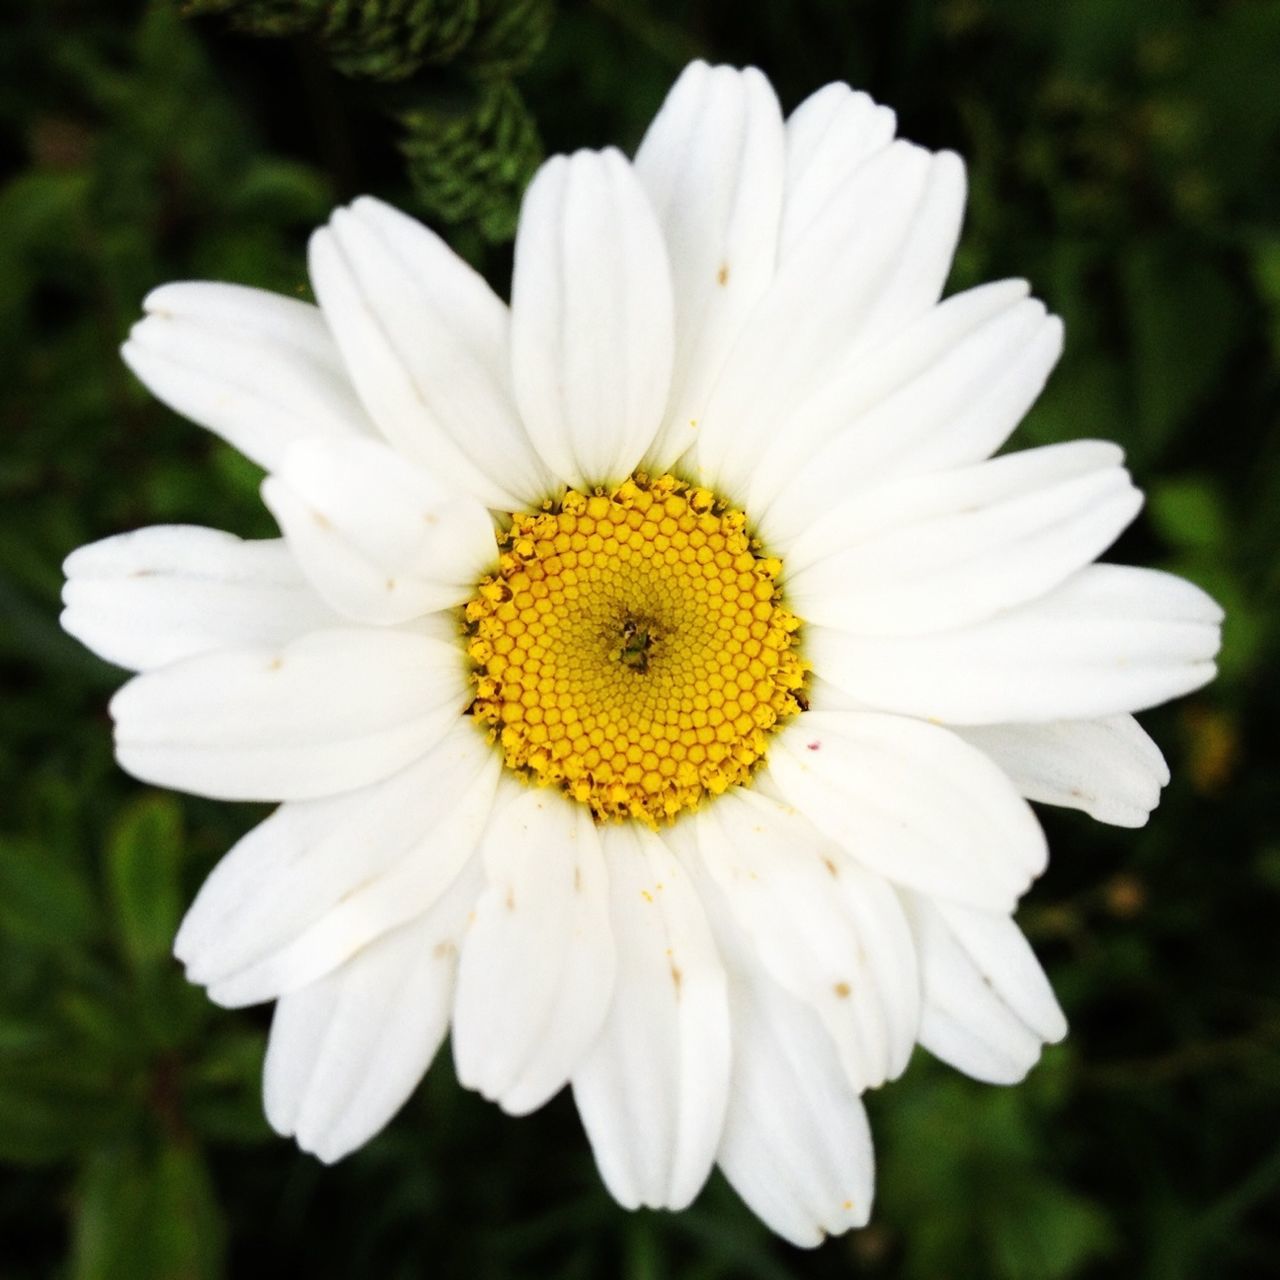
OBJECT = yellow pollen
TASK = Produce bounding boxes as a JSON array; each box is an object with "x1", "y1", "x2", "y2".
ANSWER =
[{"x1": 465, "y1": 473, "x2": 807, "y2": 825}]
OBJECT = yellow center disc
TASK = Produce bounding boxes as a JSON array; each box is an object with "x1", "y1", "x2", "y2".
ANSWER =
[{"x1": 464, "y1": 473, "x2": 807, "y2": 825}]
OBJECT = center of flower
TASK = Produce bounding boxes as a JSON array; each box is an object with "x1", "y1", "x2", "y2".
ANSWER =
[{"x1": 464, "y1": 473, "x2": 807, "y2": 825}]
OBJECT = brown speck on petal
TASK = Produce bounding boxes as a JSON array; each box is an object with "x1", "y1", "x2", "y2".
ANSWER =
[
  {"x1": 716, "y1": 262, "x2": 730, "y2": 286},
  {"x1": 504, "y1": 887, "x2": 516, "y2": 911},
  {"x1": 833, "y1": 981, "x2": 851, "y2": 999},
  {"x1": 822, "y1": 856, "x2": 839, "y2": 878},
  {"x1": 807, "y1": 740, "x2": 822, "y2": 751}
]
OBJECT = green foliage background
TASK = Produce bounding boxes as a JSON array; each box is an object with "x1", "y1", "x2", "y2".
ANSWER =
[{"x1": 1, "y1": 0, "x2": 1278, "y2": 1276}]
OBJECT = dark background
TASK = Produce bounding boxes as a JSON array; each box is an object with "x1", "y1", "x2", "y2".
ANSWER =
[{"x1": 1, "y1": 1, "x2": 1278, "y2": 1276}]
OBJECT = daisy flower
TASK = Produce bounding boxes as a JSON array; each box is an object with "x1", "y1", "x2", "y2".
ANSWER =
[{"x1": 61, "y1": 62, "x2": 1222, "y2": 1245}]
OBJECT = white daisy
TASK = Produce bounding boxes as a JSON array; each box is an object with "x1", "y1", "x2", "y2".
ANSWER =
[{"x1": 61, "y1": 62, "x2": 1222, "y2": 1245}]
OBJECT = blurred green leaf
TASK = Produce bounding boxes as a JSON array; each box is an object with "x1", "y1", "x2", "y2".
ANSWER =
[
  {"x1": 1250, "y1": 236, "x2": 1280, "y2": 356},
  {"x1": 877, "y1": 1068, "x2": 1114, "y2": 1280},
  {"x1": 226, "y1": 157, "x2": 333, "y2": 224},
  {"x1": 106, "y1": 794, "x2": 185, "y2": 973},
  {"x1": 72, "y1": 1144, "x2": 225, "y2": 1280},
  {"x1": 0, "y1": 169, "x2": 91, "y2": 351},
  {"x1": 989, "y1": 1181, "x2": 1113, "y2": 1280},
  {"x1": 1148, "y1": 476, "x2": 1230, "y2": 551},
  {"x1": 0, "y1": 836, "x2": 99, "y2": 953}
]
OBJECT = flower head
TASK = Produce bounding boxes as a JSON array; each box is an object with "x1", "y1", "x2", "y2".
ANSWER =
[{"x1": 61, "y1": 61, "x2": 1222, "y2": 1245}]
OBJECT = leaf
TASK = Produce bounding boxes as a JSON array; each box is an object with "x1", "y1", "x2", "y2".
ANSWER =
[
  {"x1": 0, "y1": 836, "x2": 98, "y2": 954},
  {"x1": 400, "y1": 79, "x2": 543, "y2": 243},
  {"x1": 989, "y1": 1180, "x2": 1114, "y2": 1280},
  {"x1": 106, "y1": 795, "x2": 185, "y2": 973},
  {"x1": 1148, "y1": 477, "x2": 1230, "y2": 553},
  {"x1": 226, "y1": 156, "x2": 332, "y2": 224},
  {"x1": 0, "y1": 169, "x2": 91, "y2": 353},
  {"x1": 1250, "y1": 236, "x2": 1280, "y2": 356},
  {"x1": 71, "y1": 1144, "x2": 225, "y2": 1280},
  {"x1": 877, "y1": 1066, "x2": 1115, "y2": 1280}
]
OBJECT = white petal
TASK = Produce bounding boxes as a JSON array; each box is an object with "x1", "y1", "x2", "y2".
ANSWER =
[
  {"x1": 802, "y1": 675, "x2": 875, "y2": 714},
  {"x1": 110, "y1": 626, "x2": 469, "y2": 802},
  {"x1": 758, "y1": 291, "x2": 1062, "y2": 546},
  {"x1": 785, "y1": 442, "x2": 1143, "y2": 635},
  {"x1": 743, "y1": 279, "x2": 1019, "y2": 520},
  {"x1": 60, "y1": 526, "x2": 338, "y2": 672},
  {"x1": 453, "y1": 786, "x2": 614, "y2": 1115},
  {"x1": 809, "y1": 564, "x2": 1223, "y2": 724},
  {"x1": 780, "y1": 82, "x2": 897, "y2": 258},
  {"x1": 694, "y1": 789, "x2": 919, "y2": 1092},
  {"x1": 718, "y1": 1004, "x2": 875, "y2": 1249},
  {"x1": 264, "y1": 857, "x2": 482, "y2": 1163},
  {"x1": 262, "y1": 436, "x2": 496, "y2": 626},
  {"x1": 768, "y1": 711, "x2": 1046, "y2": 912},
  {"x1": 692, "y1": 142, "x2": 966, "y2": 500},
  {"x1": 955, "y1": 715, "x2": 1170, "y2": 827},
  {"x1": 175, "y1": 719, "x2": 499, "y2": 1006},
  {"x1": 786, "y1": 439, "x2": 1122, "y2": 573},
  {"x1": 856, "y1": 153, "x2": 967, "y2": 343},
  {"x1": 122, "y1": 282, "x2": 374, "y2": 472},
  {"x1": 908, "y1": 895, "x2": 1066, "y2": 1085},
  {"x1": 938, "y1": 901, "x2": 1067, "y2": 1043},
  {"x1": 571, "y1": 823, "x2": 729, "y2": 1211},
  {"x1": 632, "y1": 62, "x2": 785, "y2": 470},
  {"x1": 308, "y1": 197, "x2": 551, "y2": 509},
  {"x1": 715, "y1": 957, "x2": 874, "y2": 1244},
  {"x1": 510, "y1": 148, "x2": 676, "y2": 490}
]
